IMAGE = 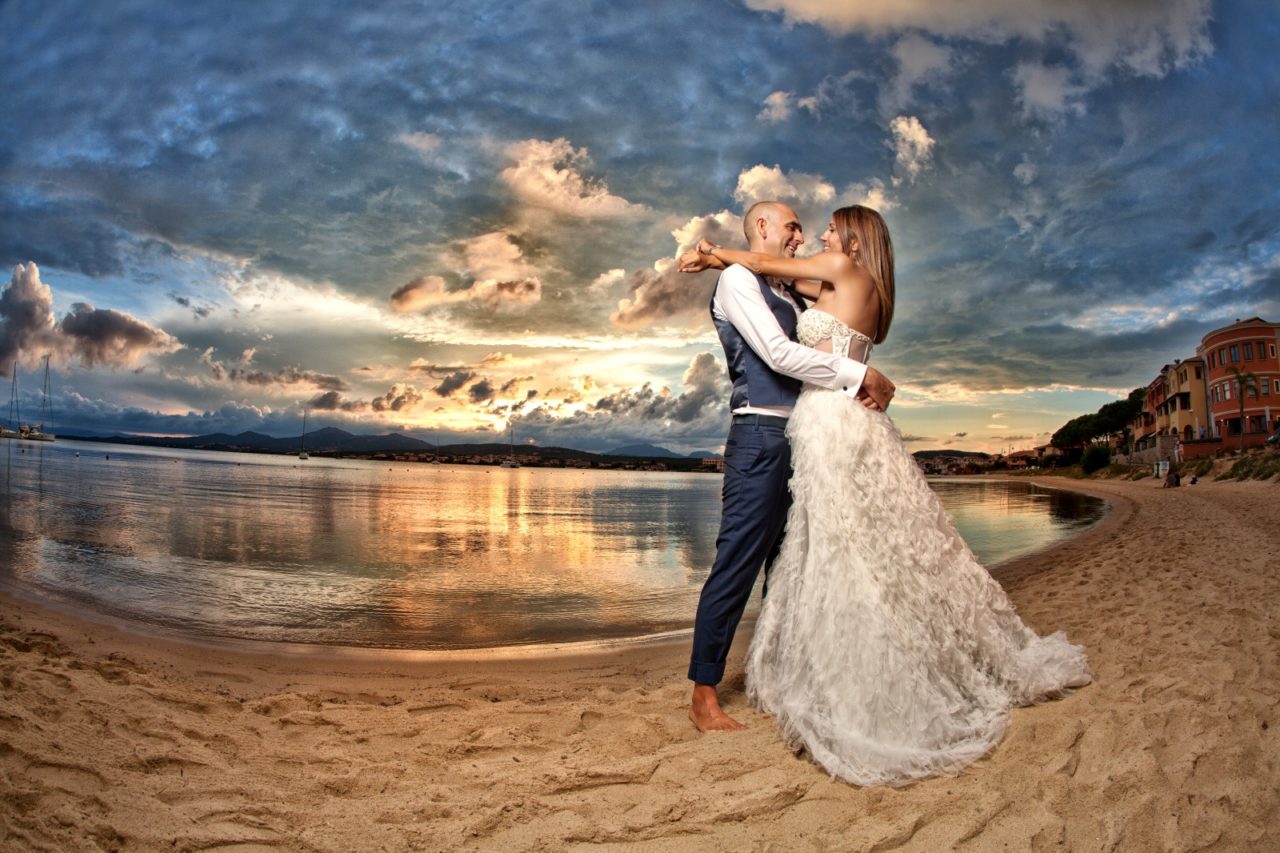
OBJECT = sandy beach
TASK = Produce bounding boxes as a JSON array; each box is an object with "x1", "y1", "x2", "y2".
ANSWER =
[{"x1": 2, "y1": 476, "x2": 1278, "y2": 851}]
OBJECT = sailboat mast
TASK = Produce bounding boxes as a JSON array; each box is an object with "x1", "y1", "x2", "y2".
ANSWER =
[
  {"x1": 7, "y1": 363, "x2": 16, "y2": 430},
  {"x1": 40, "y1": 355, "x2": 51, "y2": 430}
]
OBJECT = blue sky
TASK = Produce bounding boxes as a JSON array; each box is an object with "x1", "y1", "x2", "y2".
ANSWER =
[{"x1": 2, "y1": 0, "x2": 1277, "y2": 453}]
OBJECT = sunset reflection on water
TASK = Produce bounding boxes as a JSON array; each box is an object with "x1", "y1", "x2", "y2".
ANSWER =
[{"x1": 0, "y1": 440, "x2": 1103, "y2": 649}]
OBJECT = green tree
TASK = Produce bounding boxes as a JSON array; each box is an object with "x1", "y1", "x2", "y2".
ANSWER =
[
  {"x1": 1226, "y1": 366, "x2": 1259, "y2": 453},
  {"x1": 1081, "y1": 444, "x2": 1110, "y2": 474},
  {"x1": 1051, "y1": 387, "x2": 1145, "y2": 452}
]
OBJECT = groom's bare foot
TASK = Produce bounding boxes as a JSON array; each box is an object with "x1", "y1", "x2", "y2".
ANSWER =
[{"x1": 689, "y1": 684, "x2": 746, "y2": 732}]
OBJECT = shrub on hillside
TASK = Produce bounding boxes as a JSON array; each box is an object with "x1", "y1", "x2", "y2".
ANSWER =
[
  {"x1": 1081, "y1": 444, "x2": 1110, "y2": 474},
  {"x1": 1217, "y1": 452, "x2": 1280, "y2": 481}
]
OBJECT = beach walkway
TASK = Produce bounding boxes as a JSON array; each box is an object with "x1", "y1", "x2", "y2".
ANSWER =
[{"x1": 2, "y1": 477, "x2": 1277, "y2": 851}]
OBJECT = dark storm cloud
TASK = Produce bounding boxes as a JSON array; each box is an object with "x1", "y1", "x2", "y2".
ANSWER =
[
  {"x1": 307, "y1": 390, "x2": 367, "y2": 412},
  {"x1": 499, "y1": 375, "x2": 534, "y2": 394},
  {"x1": 1, "y1": 263, "x2": 177, "y2": 373},
  {"x1": 0, "y1": 263, "x2": 61, "y2": 373},
  {"x1": 432, "y1": 371, "x2": 476, "y2": 397},
  {"x1": 467, "y1": 379, "x2": 495, "y2": 403},
  {"x1": 228, "y1": 366, "x2": 348, "y2": 392},
  {"x1": 371, "y1": 384, "x2": 423, "y2": 412},
  {"x1": 58, "y1": 302, "x2": 179, "y2": 368},
  {"x1": 307, "y1": 390, "x2": 342, "y2": 410}
]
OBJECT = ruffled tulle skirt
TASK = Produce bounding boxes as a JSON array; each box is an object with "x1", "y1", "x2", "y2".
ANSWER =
[{"x1": 745, "y1": 387, "x2": 1090, "y2": 786}]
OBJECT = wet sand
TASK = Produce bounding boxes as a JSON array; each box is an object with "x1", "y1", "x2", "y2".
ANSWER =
[{"x1": 2, "y1": 477, "x2": 1278, "y2": 851}]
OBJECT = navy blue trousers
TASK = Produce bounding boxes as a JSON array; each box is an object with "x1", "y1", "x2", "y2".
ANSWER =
[{"x1": 688, "y1": 421, "x2": 792, "y2": 685}]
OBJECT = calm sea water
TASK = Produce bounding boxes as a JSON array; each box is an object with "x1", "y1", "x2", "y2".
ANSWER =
[{"x1": 0, "y1": 439, "x2": 1104, "y2": 650}]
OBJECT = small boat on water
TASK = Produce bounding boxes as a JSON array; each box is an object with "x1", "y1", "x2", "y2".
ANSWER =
[
  {"x1": 4, "y1": 356, "x2": 55, "y2": 442},
  {"x1": 500, "y1": 422, "x2": 520, "y2": 468},
  {"x1": 298, "y1": 409, "x2": 309, "y2": 460},
  {"x1": 18, "y1": 425, "x2": 54, "y2": 442}
]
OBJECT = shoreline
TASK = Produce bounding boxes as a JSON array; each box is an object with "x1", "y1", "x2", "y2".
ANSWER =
[
  {"x1": 2, "y1": 476, "x2": 1277, "y2": 850},
  {"x1": 0, "y1": 474, "x2": 1110, "y2": 662}
]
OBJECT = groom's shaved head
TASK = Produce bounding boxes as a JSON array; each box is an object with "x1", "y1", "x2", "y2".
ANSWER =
[
  {"x1": 744, "y1": 201, "x2": 804, "y2": 256},
  {"x1": 743, "y1": 201, "x2": 785, "y2": 242}
]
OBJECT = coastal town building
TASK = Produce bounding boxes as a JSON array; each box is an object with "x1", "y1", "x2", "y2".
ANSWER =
[
  {"x1": 1129, "y1": 366, "x2": 1184, "y2": 461},
  {"x1": 1140, "y1": 357, "x2": 1212, "y2": 445},
  {"x1": 1197, "y1": 317, "x2": 1280, "y2": 448},
  {"x1": 1124, "y1": 317, "x2": 1279, "y2": 464}
]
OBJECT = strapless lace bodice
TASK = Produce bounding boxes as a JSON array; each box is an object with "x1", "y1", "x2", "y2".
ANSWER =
[{"x1": 797, "y1": 308, "x2": 873, "y2": 363}]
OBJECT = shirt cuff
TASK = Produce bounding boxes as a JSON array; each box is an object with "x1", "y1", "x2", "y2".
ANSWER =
[{"x1": 835, "y1": 359, "x2": 867, "y2": 399}]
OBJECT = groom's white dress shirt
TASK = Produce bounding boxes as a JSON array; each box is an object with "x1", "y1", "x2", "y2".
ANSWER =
[{"x1": 712, "y1": 264, "x2": 868, "y2": 418}]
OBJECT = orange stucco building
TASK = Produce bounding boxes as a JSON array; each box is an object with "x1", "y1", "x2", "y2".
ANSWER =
[
  {"x1": 1125, "y1": 317, "x2": 1278, "y2": 463},
  {"x1": 1196, "y1": 317, "x2": 1280, "y2": 448}
]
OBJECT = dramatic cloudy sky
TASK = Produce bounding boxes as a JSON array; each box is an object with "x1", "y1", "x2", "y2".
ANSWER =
[{"x1": 2, "y1": 0, "x2": 1277, "y2": 453}]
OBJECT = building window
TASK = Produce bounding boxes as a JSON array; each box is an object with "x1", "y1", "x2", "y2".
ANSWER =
[
  {"x1": 1195, "y1": 367, "x2": 1202, "y2": 379},
  {"x1": 1263, "y1": 379, "x2": 1271, "y2": 396},
  {"x1": 1225, "y1": 383, "x2": 1232, "y2": 400},
  {"x1": 1271, "y1": 344, "x2": 1277, "y2": 359},
  {"x1": 1230, "y1": 345, "x2": 1239, "y2": 362},
  {"x1": 1244, "y1": 342, "x2": 1254, "y2": 360},
  {"x1": 1275, "y1": 379, "x2": 1280, "y2": 394}
]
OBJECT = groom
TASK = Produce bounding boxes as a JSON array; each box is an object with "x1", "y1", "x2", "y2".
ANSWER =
[{"x1": 683, "y1": 200, "x2": 895, "y2": 732}]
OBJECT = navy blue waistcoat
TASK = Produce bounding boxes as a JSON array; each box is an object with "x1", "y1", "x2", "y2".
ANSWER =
[{"x1": 712, "y1": 272, "x2": 804, "y2": 412}]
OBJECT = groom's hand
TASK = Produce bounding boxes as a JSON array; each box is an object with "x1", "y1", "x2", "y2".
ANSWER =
[{"x1": 858, "y1": 367, "x2": 895, "y2": 412}]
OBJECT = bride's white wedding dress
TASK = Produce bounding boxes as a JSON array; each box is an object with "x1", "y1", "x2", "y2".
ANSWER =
[{"x1": 746, "y1": 308, "x2": 1090, "y2": 787}]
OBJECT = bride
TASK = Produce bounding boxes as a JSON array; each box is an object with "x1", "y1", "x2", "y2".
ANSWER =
[{"x1": 681, "y1": 205, "x2": 1090, "y2": 786}]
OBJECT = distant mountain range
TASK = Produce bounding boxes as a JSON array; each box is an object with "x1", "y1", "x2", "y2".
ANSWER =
[
  {"x1": 606, "y1": 440, "x2": 691, "y2": 455},
  {"x1": 97, "y1": 426, "x2": 434, "y2": 454},
  {"x1": 58, "y1": 428, "x2": 987, "y2": 462},
  {"x1": 59, "y1": 428, "x2": 721, "y2": 460},
  {"x1": 911, "y1": 450, "x2": 992, "y2": 460}
]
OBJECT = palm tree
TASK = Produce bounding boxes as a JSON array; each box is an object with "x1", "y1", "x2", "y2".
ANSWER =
[{"x1": 1226, "y1": 366, "x2": 1259, "y2": 453}]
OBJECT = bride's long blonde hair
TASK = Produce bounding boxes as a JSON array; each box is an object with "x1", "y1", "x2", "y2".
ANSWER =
[{"x1": 834, "y1": 205, "x2": 895, "y2": 344}]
